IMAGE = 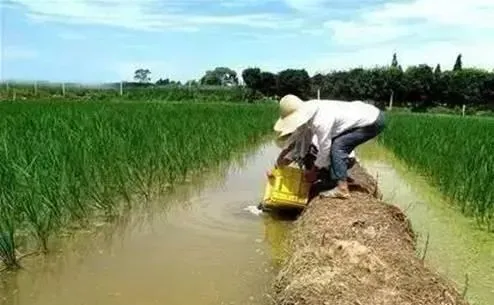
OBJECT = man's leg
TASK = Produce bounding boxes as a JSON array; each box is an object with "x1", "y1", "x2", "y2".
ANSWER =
[{"x1": 321, "y1": 112, "x2": 386, "y2": 198}]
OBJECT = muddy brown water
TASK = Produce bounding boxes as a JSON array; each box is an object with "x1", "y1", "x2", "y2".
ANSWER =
[
  {"x1": 0, "y1": 143, "x2": 292, "y2": 305},
  {"x1": 1, "y1": 141, "x2": 493, "y2": 305},
  {"x1": 358, "y1": 142, "x2": 494, "y2": 305}
]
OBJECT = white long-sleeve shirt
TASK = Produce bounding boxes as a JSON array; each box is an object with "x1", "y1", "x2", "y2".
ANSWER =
[
  {"x1": 284, "y1": 132, "x2": 356, "y2": 166},
  {"x1": 294, "y1": 99, "x2": 380, "y2": 169}
]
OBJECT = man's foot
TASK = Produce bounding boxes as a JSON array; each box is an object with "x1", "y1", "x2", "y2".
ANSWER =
[{"x1": 319, "y1": 187, "x2": 350, "y2": 199}]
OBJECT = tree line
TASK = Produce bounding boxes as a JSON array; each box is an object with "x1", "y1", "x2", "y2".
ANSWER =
[
  {"x1": 132, "y1": 53, "x2": 494, "y2": 111},
  {"x1": 242, "y1": 54, "x2": 494, "y2": 110}
]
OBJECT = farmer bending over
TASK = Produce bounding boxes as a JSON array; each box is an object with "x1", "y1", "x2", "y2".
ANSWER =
[
  {"x1": 272, "y1": 133, "x2": 357, "y2": 176},
  {"x1": 272, "y1": 94, "x2": 386, "y2": 199}
]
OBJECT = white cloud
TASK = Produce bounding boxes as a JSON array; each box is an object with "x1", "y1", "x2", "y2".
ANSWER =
[
  {"x1": 367, "y1": 0, "x2": 494, "y2": 29},
  {"x1": 57, "y1": 31, "x2": 86, "y2": 40},
  {"x1": 305, "y1": 41, "x2": 494, "y2": 74},
  {"x1": 284, "y1": 0, "x2": 327, "y2": 11},
  {"x1": 11, "y1": 0, "x2": 301, "y2": 31},
  {"x1": 319, "y1": 0, "x2": 494, "y2": 70},
  {"x1": 6, "y1": 0, "x2": 494, "y2": 81},
  {"x1": 233, "y1": 31, "x2": 298, "y2": 43},
  {"x1": 219, "y1": 0, "x2": 274, "y2": 8},
  {"x1": 233, "y1": 38, "x2": 494, "y2": 78},
  {"x1": 301, "y1": 28, "x2": 325, "y2": 36},
  {"x1": 324, "y1": 20, "x2": 411, "y2": 46},
  {"x1": 1, "y1": 45, "x2": 37, "y2": 78},
  {"x1": 1, "y1": 46, "x2": 38, "y2": 60},
  {"x1": 325, "y1": 0, "x2": 494, "y2": 45}
]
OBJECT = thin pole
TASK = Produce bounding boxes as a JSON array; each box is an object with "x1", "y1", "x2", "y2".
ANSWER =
[
  {"x1": 62, "y1": 82, "x2": 66, "y2": 96},
  {"x1": 120, "y1": 81, "x2": 123, "y2": 96},
  {"x1": 389, "y1": 91, "x2": 394, "y2": 110}
]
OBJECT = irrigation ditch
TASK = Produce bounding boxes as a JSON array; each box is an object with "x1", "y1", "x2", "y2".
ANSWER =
[{"x1": 0, "y1": 139, "x2": 489, "y2": 305}]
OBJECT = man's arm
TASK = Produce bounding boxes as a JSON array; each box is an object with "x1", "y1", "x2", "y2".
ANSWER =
[
  {"x1": 267, "y1": 142, "x2": 295, "y2": 178},
  {"x1": 276, "y1": 142, "x2": 295, "y2": 167}
]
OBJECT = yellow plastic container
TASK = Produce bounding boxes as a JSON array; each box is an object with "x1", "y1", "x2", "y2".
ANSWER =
[{"x1": 262, "y1": 166, "x2": 311, "y2": 209}]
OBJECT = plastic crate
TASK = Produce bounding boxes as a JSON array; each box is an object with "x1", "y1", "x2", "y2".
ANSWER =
[{"x1": 262, "y1": 166, "x2": 311, "y2": 209}]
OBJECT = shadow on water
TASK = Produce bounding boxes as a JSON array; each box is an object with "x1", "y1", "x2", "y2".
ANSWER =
[
  {"x1": 358, "y1": 141, "x2": 494, "y2": 305},
  {"x1": 0, "y1": 141, "x2": 298, "y2": 305}
]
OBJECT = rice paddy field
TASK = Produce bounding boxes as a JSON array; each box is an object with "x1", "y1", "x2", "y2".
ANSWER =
[
  {"x1": 377, "y1": 113, "x2": 494, "y2": 230},
  {"x1": 0, "y1": 96, "x2": 493, "y2": 305},
  {"x1": 0, "y1": 100, "x2": 277, "y2": 270}
]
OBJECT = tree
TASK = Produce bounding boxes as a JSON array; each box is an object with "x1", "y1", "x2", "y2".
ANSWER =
[
  {"x1": 156, "y1": 78, "x2": 170, "y2": 86},
  {"x1": 404, "y1": 64, "x2": 434, "y2": 108},
  {"x1": 200, "y1": 67, "x2": 239, "y2": 86},
  {"x1": 447, "y1": 68, "x2": 490, "y2": 107},
  {"x1": 242, "y1": 68, "x2": 262, "y2": 92},
  {"x1": 277, "y1": 69, "x2": 311, "y2": 99},
  {"x1": 259, "y1": 72, "x2": 277, "y2": 96},
  {"x1": 134, "y1": 68, "x2": 151, "y2": 83},
  {"x1": 185, "y1": 80, "x2": 198, "y2": 87},
  {"x1": 453, "y1": 54, "x2": 462, "y2": 71},
  {"x1": 347, "y1": 68, "x2": 372, "y2": 99},
  {"x1": 432, "y1": 64, "x2": 446, "y2": 103},
  {"x1": 481, "y1": 74, "x2": 494, "y2": 109},
  {"x1": 434, "y1": 64, "x2": 442, "y2": 75},
  {"x1": 311, "y1": 73, "x2": 325, "y2": 88},
  {"x1": 386, "y1": 64, "x2": 404, "y2": 109},
  {"x1": 310, "y1": 73, "x2": 325, "y2": 98},
  {"x1": 391, "y1": 53, "x2": 399, "y2": 68}
]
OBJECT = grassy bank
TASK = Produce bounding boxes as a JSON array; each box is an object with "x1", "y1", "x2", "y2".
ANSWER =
[
  {"x1": 0, "y1": 100, "x2": 277, "y2": 270},
  {"x1": 273, "y1": 164, "x2": 469, "y2": 305},
  {"x1": 378, "y1": 113, "x2": 494, "y2": 230}
]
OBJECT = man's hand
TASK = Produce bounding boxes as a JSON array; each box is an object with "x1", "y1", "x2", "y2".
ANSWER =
[
  {"x1": 304, "y1": 166, "x2": 319, "y2": 183},
  {"x1": 276, "y1": 157, "x2": 291, "y2": 167}
]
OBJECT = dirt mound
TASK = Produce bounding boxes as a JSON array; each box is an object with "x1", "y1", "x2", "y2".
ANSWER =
[{"x1": 272, "y1": 163, "x2": 469, "y2": 305}]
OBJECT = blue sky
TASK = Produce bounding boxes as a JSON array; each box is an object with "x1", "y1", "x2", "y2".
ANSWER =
[{"x1": 1, "y1": 0, "x2": 494, "y2": 83}]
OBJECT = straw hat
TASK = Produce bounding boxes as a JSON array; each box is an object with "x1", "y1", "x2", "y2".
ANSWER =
[
  {"x1": 273, "y1": 94, "x2": 318, "y2": 137},
  {"x1": 274, "y1": 132, "x2": 292, "y2": 149},
  {"x1": 274, "y1": 128, "x2": 303, "y2": 149}
]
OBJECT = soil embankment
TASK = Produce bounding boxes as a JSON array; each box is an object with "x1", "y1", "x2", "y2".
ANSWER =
[{"x1": 272, "y1": 163, "x2": 469, "y2": 305}]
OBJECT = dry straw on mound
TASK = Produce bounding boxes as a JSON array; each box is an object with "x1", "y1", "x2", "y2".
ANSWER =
[{"x1": 272, "y1": 164, "x2": 469, "y2": 305}]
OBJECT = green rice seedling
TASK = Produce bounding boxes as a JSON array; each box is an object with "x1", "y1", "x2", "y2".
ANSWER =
[
  {"x1": 0, "y1": 197, "x2": 20, "y2": 270},
  {"x1": 378, "y1": 113, "x2": 494, "y2": 230},
  {"x1": 0, "y1": 100, "x2": 278, "y2": 259},
  {"x1": 114, "y1": 163, "x2": 133, "y2": 211},
  {"x1": 88, "y1": 166, "x2": 120, "y2": 219},
  {"x1": 0, "y1": 138, "x2": 21, "y2": 269}
]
